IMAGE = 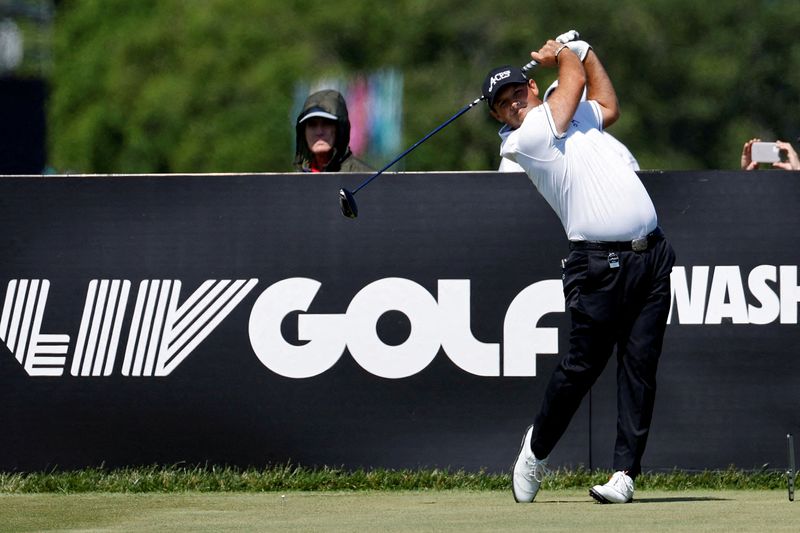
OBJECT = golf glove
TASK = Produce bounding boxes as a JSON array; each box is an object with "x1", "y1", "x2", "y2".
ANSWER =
[
  {"x1": 563, "y1": 40, "x2": 591, "y2": 62},
  {"x1": 555, "y1": 30, "x2": 580, "y2": 44},
  {"x1": 554, "y1": 30, "x2": 591, "y2": 62}
]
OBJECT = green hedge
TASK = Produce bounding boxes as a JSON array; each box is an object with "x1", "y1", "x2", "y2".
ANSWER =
[{"x1": 0, "y1": 465, "x2": 790, "y2": 493}]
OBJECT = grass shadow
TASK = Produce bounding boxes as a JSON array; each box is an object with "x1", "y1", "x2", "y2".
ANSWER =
[
  {"x1": 538, "y1": 496, "x2": 732, "y2": 504},
  {"x1": 634, "y1": 496, "x2": 731, "y2": 503}
]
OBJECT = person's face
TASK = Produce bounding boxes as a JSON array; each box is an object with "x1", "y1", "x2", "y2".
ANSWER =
[
  {"x1": 304, "y1": 117, "x2": 337, "y2": 156},
  {"x1": 490, "y1": 80, "x2": 539, "y2": 129}
]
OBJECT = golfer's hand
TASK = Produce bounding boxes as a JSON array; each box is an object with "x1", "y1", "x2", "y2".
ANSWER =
[
  {"x1": 531, "y1": 40, "x2": 571, "y2": 68},
  {"x1": 741, "y1": 138, "x2": 760, "y2": 170},
  {"x1": 553, "y1": 30, "x2": 590, "y2": 61},
  {"x1": 772, "y1": 141, "x2": 800, "y2": 170}
]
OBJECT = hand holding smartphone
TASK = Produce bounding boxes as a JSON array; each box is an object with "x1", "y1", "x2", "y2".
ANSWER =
[{"x1": 750, "y1": 141, "x2": 780, "y2": 163}]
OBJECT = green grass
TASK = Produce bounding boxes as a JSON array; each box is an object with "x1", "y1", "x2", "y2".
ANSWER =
[
  {"x1": 1, "y1": 467, "x2": 794, "y2": 532},
  {"x1": 0, "y1": 490, "x2": 797, "y2": 532},
  {"x1": 0, "y1": 465, "x2": 791, "y2": 493}
]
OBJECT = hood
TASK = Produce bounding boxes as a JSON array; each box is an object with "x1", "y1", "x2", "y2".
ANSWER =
[{"x1": 294, "y1": 89, "x2": 353, "y2": 172}]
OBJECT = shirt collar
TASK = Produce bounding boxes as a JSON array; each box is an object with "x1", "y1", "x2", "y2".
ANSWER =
[{"x1": 497, "y1": 123, "x2": 515, "y2": 142}]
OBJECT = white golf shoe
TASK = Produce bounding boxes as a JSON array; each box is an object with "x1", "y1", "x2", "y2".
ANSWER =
[
  {"x1": 589, "y1": 471, "x2": 634, "y2": 503},
  {"x1": 511, "y1": 425, "x2": 549, "y2": 503}
]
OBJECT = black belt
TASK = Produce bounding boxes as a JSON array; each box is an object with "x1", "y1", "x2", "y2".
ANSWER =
[{"x1": 569, "y1": 227, "x2": 664, "y2": 252}]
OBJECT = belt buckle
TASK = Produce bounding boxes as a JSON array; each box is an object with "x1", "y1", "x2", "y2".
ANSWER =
[{"x1": 631, "y1": 237, "x2": 648, "y2": 252}]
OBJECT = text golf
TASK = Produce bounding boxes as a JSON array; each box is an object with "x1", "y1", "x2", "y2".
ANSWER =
[{"x1": 3, "y1": 265, "x2": 799, "y2": 378}]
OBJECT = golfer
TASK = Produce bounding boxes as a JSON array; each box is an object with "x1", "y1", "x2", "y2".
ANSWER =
[{"x1": 482, "y1": 38, "x2": 676, "y2": 503}]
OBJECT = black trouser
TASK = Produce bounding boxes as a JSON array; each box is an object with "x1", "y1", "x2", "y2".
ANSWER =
[{"x1": 530, "y1": 232, "x2": 676, "y2": 479}]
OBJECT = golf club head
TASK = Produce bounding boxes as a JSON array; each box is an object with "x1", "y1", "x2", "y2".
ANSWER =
[{"x1": 339, "y1": 188, "x2": 358, "y2": 218}]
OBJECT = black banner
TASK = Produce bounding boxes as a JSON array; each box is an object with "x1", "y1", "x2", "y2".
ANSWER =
[{"x1": 1, "y1": 171, "x2": 798, "y2": 473}]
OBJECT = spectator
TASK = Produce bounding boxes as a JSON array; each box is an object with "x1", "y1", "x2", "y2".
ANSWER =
[
  {"x1": 293, "y1": 89, "x2": 373, "y2": 173},
  {"x1": 741, "y1": 138, "x2": 800, "y2": 170}
]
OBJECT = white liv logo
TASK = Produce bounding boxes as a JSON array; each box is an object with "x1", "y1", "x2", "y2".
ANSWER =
[{"x1": 0, "y1": 279, "x2": 258, "y2": 377}]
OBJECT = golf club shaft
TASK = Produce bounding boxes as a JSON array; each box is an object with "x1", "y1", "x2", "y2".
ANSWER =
[
  {"x1": 348, "y1": 31, "x2": 579, "y2": 197},
  {"x1": 338, "y1": 30, "x2": 584, "y2": 219},
  {"x1": 351, "y1": 96, "x2": 484, "y2": 195}
]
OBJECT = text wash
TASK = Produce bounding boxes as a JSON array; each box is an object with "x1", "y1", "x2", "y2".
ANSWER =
[{"x1": 1, "y1": 265, "x2": 798, "y2": 378}]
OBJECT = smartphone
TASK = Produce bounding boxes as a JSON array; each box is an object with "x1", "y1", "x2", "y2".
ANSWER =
[{"x1": 751, "y1": 141, "x2": 780, "y2": 163}]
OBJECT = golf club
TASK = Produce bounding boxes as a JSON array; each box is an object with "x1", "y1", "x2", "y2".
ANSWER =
[
  {"x1": 338, "y1": 60, "x2": 536, "y2": 219},
  {"x1": 338, "y1": 95, "x2": 486, "y2": 218},
  {"x1": 338, "y1": 31, "x2": 579, "y2": 218}
]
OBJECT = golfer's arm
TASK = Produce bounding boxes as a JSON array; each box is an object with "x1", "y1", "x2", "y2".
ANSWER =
[
  {"x1": 584, "y1": 49, "x2": 620, "y2": 128},
  {"x1": 547, "y1": 49, "x2": 585, "y2": 135}
]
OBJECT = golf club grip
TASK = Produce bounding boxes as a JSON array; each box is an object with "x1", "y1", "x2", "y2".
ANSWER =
[{"x1": 521, "y1": 30, "x2": 580, "y2": 72}]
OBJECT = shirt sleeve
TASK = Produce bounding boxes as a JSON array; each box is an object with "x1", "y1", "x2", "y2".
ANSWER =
[
  {"x1": 584, "y1": 100, "x2": 604, "y2": 131},
  {"x1": 505, "y1": 107, "x2": 557, "y2": 164},
  {"x1": 541, "y1": 102, "x2": 562, "y2": 139},
  {"x1": 498, "y1": 156, "x2": 525, "y2": 172}
]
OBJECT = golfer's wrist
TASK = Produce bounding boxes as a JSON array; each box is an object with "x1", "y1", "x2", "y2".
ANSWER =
[{"x1": 555, "y1": 44, "x2": 568, "y2": 62}]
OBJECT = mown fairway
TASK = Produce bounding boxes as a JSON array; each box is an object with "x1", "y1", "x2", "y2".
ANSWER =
[{"x1": 1, "y1": 490, "x2": 796, "y2": 532}]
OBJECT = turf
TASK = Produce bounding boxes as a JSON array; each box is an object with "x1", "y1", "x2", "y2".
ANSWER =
[{"x1": 0, "y1": 490, "x2": 796, "y2": 532}]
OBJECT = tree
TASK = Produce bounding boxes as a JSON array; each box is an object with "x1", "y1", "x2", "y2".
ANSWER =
[{"x1": 48, "y1": 0, "x2": 800, "y2": 173}]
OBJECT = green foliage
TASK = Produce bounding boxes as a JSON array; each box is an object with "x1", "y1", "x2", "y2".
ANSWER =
[
  {"x1": 48, "y1": 0, "x2": 800, "y2": 173},
  {"x1": 0, "y1": 465, "x2": 790, "y2": 493}
]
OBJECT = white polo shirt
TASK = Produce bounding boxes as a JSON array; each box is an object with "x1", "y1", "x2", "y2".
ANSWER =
[{"x1": 499, "y1": 101, "x2": 657, "y2": 241}]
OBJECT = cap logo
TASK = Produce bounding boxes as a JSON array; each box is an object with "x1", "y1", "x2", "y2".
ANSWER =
[{"x1": 488, "y1": 70, "x2": 511, "y2": 93}]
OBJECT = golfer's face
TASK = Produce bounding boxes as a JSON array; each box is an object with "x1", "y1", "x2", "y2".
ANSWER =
[
  {"x1": 491, "y1": 83, "x2": 532, "y2": 129},
  {"x1": 305, "y1": 117, "x2": 337, "y2": 156}
]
